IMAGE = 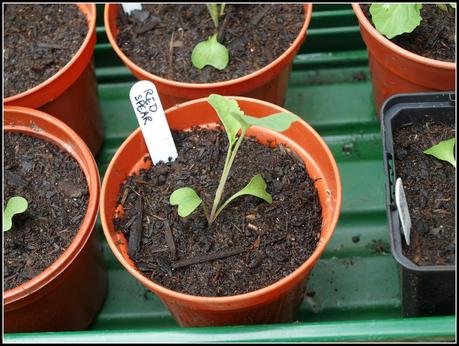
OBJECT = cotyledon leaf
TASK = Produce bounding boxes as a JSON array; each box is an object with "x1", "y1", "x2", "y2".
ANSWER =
[
  {"x1": 370, "y1": 4, "x2": 423, "y2": 39},
  {"x1": 169, "y1": 187, "x2": 203, "y2": 217},
  {"x1": 3, "y1": 196, "x2": 28, "y2": 232},
  {"x1": 423, "y1": 138, "x2": 456, "y2": 167},
  {"x1": 191, "y1": 33, "x2": 229, "y2": 70},
  {"x1": 215, "y1": 174, "x2": 272, "y2": 218}
]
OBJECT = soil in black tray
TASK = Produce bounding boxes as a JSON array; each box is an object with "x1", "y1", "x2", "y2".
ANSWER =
[
  {"x1": 361, "y1": 4, "x2": 455, "y2": 62},
  {"x1": 4, "y1": 4, "x2": 88, "y2": 97},
  {"x1": 4, "y1": 132, "x2": 89, "y2": 291},
  {"x1": 116, "y1": 4, "x2": 304, "y2": 83},
  {"x1": 113, "y1": 127, "x2": 322, "y2": 296},
  {"x1": 393, "y1": 121, "x2": 455, "y2": 266}
]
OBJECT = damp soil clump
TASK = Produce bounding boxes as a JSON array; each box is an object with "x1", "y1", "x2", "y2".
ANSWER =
[
  {"x1": 116, "y1": 4, "x2": 304, "y2": 83},
  {"x1": 393, "y1": 121, "x2": 455, "y2": 266},
  {"x1": 4, "y1": 132, "x2": 89, "y2": 291},
  {"x1": 4, "y1": 4, "x2": 88, "y2": 97},
  {"x1": 113, "y1": 127, "x2": 322, "y2": 296},
  {"x1": 361, "y1": 4, "x2": 455, "y2": 62}
]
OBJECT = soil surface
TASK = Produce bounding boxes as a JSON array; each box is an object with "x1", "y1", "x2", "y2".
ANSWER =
[
  {"x1": 4, "y1": 132, "x2": 89, "y2": 291},
  {"x1": 4, "y1": 4, "x2": 88, "y2": 97},
  {"x1": 393, "y1": 121, "x2": 455, "y2": 266},
  {"x1": 361, "y1": 4, "x2": 455, "y2": 62},
  {"x1": 116, "y1": 4, "x2": 304, "y2": 83},
  {"x1": 113, "y1": 127, "x2": 322, "y2": 296}
]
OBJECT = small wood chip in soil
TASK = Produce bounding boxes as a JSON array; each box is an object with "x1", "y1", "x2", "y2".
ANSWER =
[
  {"x1": 128, "y1": 196, "x2": 144, "y2": 260},
  {"x1": 172, "y1": 246, "x2": 247, "y2": 269}
]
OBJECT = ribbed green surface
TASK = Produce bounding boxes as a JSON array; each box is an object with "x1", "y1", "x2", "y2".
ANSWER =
[
  {"x1": 4, "y1": 4, "x2": 455, "y2": 342},
  {"x1": 5, "y1": 317, "x2": 456, "y2": 343}
]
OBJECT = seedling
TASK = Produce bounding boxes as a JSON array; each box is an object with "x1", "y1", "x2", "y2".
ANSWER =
[
  {"x1": 191, "y1": 4, "x2": 229, "y2": 70},
  {"x1": 170, "y1": 94, "x2": 300, "y2": 226},
  {"x1": 370, "y1": 3, "x2": 456, "y2": 39},
  {"x1": 3, "y1": 196, "x2": 28, "y2": 232},
  {"x1": 423, "y1": 137, "x2": 456, "y2": 167},
  {"x1": 436, "y1": 3, "x2": 456, "y2": 12}
]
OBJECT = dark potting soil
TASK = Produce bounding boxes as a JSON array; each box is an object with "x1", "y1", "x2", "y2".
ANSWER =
[
  {"x1": 361, "y1": 4, "x2": 455, "y2": 62},
  {"x1": 393, "y1": 121, "x2": 455, "y2": 266},
  {"x1": 4, "y1": 132, "x2": 89, "y2": 291},
  {"x1": 116, "y1": 4, "x2": 304, "y2": 83},
  {"x1": 3, "y1": 4, "x2": 88, "y2": 98},
  {"x1": 113, "y1": 127, "x2": 322, "y2": 296}
]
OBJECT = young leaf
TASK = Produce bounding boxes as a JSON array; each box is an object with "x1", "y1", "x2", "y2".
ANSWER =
[
  {"x1": 3, "y1": 196, "x2": 28, "y2": 232},
  {"x1": 208, "y1": 94, "x2": 245, "y2": 145},
  {"x1": 191, "y1": 33, "x2": 229, "y2": 70},
  {"x1": 215, "y1": 174, "x2": 272, "y2": 218},
  {"x1": 243, "y1": 112, "x2": 300, "y2": 132},
  {"x1": 370, "y1": 4, "x2": 423, "y2": 39},
  {"x1": 170, "y1": 187, "x2": 203, "y2": 217},
  {"x1": 437, "y1": 4, "x2": 448, "y2": 11},
  {"x1": 436, "y1": 3, "x2": 455, "y2": 11},
  {"x1": 423, "y1": 138, "x2": 456, "y2": 167}
]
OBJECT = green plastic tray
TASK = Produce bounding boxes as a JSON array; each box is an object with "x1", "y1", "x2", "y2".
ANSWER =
[{"x1": 4, "y1": 4, "x2": 455, "y2": 343}]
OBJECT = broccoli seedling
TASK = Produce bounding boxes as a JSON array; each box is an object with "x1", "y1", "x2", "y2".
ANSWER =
[
  {"x1": 3, "y1": 196, "x2": 28, "y2": 232},
  {"x1": 170, "y1": 94, "x2": 300, "y2": 226},
  {"x1": 369, "y1": 3, "x2": 455, "y2": 39},
  {"x1": 436, "y1": 3, "x2": 456, "y2": 12},
  {"x1": 423, "y1": 137, "x2": 456, "y2": 167},
  {"x1": 191, "y1": 4, "x2": 229, "y2": 70}
]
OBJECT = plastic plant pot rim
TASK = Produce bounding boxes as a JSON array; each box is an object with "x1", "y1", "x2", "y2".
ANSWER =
[
  {"x1": 104, "y1": 4, "x2": 312, "y2": 90},
  {"x1": 380, "y1": 92, "x2": 456, "y2": 273},
  {"x1": 3, "y1": 106, "x2": 101, "y2": 305},
  {"x1": 3, "y1": 3, "x2": 97, "y2": 105},
  {"x1": 352, "y1": 3, "x2": 455, "y2": 71},
  {"x1": 100, "y1": 95, "x2": 342, "y2": 309}
]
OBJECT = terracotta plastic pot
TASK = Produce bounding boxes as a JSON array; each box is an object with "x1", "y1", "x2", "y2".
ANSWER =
[
  {"x1": 352, "y1": 4, "x2": 456, "y2": 115},
  {"x1": 104, "y1": 4, "x2": 312, "y2": 109},
  {"x1": 3, "y1": 3, "x2": 104, "y2": 156},
  {"x1": 4, "y1": 106, "x2": 107, "y2": 333},
  {"x1": 100, "y1": 96, "x2": 342, "y2": 327}
]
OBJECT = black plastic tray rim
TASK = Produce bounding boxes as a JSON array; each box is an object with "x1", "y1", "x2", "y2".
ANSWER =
[{"x1": 380, "y1": 91, "x2": 456, "y2": 274}]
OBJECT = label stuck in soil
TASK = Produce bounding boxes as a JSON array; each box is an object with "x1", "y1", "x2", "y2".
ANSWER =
[
  {"x1": 122, "y1": 3, "x2": 142, "y2": 15},
  {"x1": 395, "y1": 177, "x2": 411, "y2": 246},
  {"x1": 129, "y1": 80, "x2": 178, "y2": 164}
]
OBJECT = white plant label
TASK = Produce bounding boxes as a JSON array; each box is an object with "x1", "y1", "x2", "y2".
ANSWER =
[
  {"x1": 122, "y1": 3, "x2": 142, "y2": 15},
  {"x1": 395, "y1": 177, "x2": 411, "y2": 246},
  {"x1": 129, "y1": 80, "x2": 178, "y2": 165}
]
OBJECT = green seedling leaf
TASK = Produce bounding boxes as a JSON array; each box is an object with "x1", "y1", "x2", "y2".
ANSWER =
[
  {"x1": 243, "y1": 112, "x2": 300, "y2": 132},
  {"x1": 3, "y1": 196, "x2": 28, "y2": 232},
  {"x1": 436, "y1": 3, "x2": 455, "y2": 11},
  {"x1": 208, "y1": 94, "x2": 245, "y2": 145},
  {"x1": 215, "y1": 174, "x2": 272, "y2": 218},
  {"x1": 170, "y1": 187, "x2": 203, "y2": 217},
  {"x1": 423, "y1": 138, "x2": 456, "y2": 167},
  {"x1": 191, "y1": 33, "x2": 229, "y2": 70},
  {"x1": 370, "y1": 4, "x2": 423, "y2": 39},
  {"x1": 437, "y1": 4, "x2": 448, "y2": 11}
]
